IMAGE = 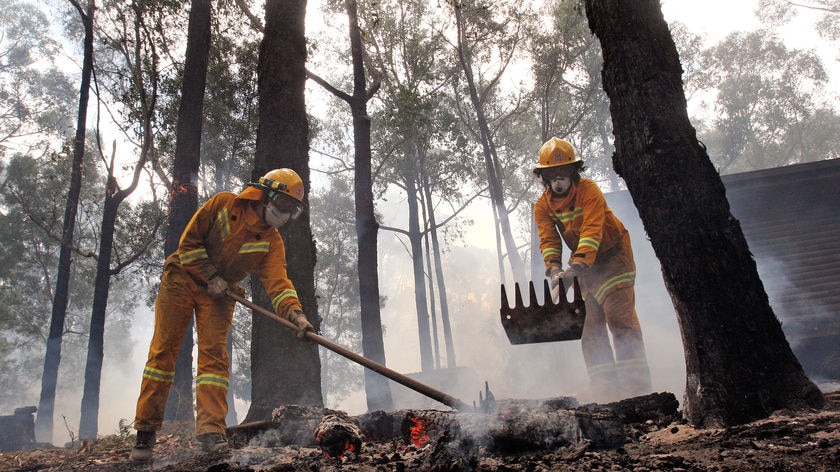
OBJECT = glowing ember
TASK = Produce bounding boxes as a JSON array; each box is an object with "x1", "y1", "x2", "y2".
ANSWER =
[
  {"x1": 314, "y1": 413, "x2": 363, "y2": 460},
  {"x1": 409, "y1": 417, "x2": 429, "y2": 448}
]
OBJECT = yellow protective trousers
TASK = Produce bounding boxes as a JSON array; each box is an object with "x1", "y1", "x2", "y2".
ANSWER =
[
  {"x1": 581, "y1": 284, "x2": 651, "y2": 400},
  {"x1": 134, "y1": 263, "x2": 234, "y2": 436}
]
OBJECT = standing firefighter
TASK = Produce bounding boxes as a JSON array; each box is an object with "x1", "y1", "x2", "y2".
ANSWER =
[
  {"x1": 130, "y1": 168, "x2": 315, "y2": 462},
  {"x1": 533, "y1": 138, "x2": 651, "y2": 402}
]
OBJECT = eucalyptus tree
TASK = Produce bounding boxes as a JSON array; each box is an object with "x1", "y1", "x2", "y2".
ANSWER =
[
  {"x1": 303, "y1": 0, "x2": 395, "y2": 411},
  {"x1": 65, "y1": 0, "x2": 171, "y2": 439},
  {"x1": 361, "y1": 0, "x2": 475, "y2": 372},
  {"x1": 442, "y1": 0, "x2": 535, "y2": 284},
  {"x1": 34, "y1": 0, "x2": 94, "y2": 444},
  {"x1": 0, "y1": 0, "x2": 76, "y2": 156},
  {"x1": 147, "y1": 0, "x2": 263, "y2": 424},
  {"x1": 157, "y1": 0, "x2": 212, "y2": 427},
  {"x1": 696, "y1": 30, "x2": 831, "y2": 173},
  {"x1": 584, "y1": 0, "x2": 824, "y2": 428}
]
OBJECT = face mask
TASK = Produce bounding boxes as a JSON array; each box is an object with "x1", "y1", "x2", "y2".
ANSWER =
[
  {"x1": 549, "y1": 175, "x2": 572, "y2": 196},
  {"x1": 264, "y1": 203, "x2": 291, "y2": 228}
]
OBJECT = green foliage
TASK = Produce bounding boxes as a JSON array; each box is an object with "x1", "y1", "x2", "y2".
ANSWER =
[
  {"x1": 0, "y1": 0, "x2": 76, "y2": 157},
  {"x1": 696, "y1": 30, "x2": 834, "y2": 172}
]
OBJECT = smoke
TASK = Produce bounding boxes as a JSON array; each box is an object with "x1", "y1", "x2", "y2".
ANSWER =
[{"x1": 344, "y1": 196, "x2": 689, "y2": 413}]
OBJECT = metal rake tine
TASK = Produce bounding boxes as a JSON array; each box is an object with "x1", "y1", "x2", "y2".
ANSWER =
[
  {"x1": 514, "y1": 282, "x2": 524, "y2": 309},
  {"x1": 528, "y1": 281, "x2": 539, "y2": 308},
  {"x1": 542, "y1": 279, "x2": 554, "y2": 306},
  {"x1": 572, "y1": 277, "x2": 583, "y2": 304},
  {"x1": 500, "y1": 284, "x2": 510, "y2": 311}
]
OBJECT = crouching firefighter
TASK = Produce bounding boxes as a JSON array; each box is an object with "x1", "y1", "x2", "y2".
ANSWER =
[
  {"x1": 532, "y1": 138, "x2": 652, "y2": 403},
  {"x1": 130, "y1": 168, "x2": 315, "y2": 462}
]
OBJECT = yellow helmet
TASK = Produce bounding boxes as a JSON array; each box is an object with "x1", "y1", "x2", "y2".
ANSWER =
[
  {"x1": 252, "y1": 168, "x2": 306, "y2": 219},
  {"x1": 533, "y1": 137, "x2": 581, "y2": 173},
  {"x1": 257, "y1": 168, "x2": 305, "y2": 203}
]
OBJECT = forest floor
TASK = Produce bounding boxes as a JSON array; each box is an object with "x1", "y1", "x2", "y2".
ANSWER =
[{"x1": 1, "y1": 389, "x2": 838, "y2": 472}]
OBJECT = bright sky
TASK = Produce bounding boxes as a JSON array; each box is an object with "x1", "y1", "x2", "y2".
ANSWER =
[
  {"x1": 662, "y1": 0, "x2": 838, "y2": 90},
  {"x1": 661, "y1": 0, "x2": 762, "y2": 41}
]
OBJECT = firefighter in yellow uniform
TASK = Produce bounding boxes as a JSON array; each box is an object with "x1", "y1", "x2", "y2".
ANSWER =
[
  {"x1": 533, "y1": 138, "x2": 651, "y2": 403},
  {"x1": 130, "y1": 168, "x2": 315, "y2": 462}
]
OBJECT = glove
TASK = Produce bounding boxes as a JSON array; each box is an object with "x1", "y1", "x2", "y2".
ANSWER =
[
  {"x1": 207, "y1": 276, "x2": 229, "y2": 298},
  {"x1": 559, "y1": 263, "x2": 586, "y2": 288},
  {"x1": 548, "y1": 265, "x2": 563, "y2": 289},
  {"x1": 290, "y1": 310, "x2": 314, "y2": 339}
]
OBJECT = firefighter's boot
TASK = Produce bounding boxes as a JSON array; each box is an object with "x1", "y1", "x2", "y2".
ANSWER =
[
  {"x1": 129, "y1": 430, "x2": 156, "y2": 462},
  {"x1": 197, "y1": 432, "x2": 229, "y2": 453}
]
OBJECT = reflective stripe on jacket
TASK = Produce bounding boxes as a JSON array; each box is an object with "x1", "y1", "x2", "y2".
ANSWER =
[
  {"x1": 534, "y1": 178, "x2": 635, "y2": 298},
  {"x1": 535, "y1": 178, "x2": 629, "y2": 270},
  {"x1": 168, "y1": 187, "x2": 302, "y2": 319}
]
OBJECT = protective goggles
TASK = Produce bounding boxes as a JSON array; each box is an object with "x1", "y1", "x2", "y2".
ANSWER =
[{"x1": 268, "y1": 193, "x2": 304, "y2": 220}]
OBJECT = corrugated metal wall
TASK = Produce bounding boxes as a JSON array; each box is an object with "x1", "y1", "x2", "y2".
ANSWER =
[{"x1": 605, "y1": 158, "x2": 840, "y2": 383}]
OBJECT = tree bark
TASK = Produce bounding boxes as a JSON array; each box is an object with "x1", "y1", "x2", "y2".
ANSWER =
[
  {"x1": 79, "y1": 175, "x2": 128, "y2": 440},
  {"x1": 35, "y1": 1, "x2": 94, "y2": 444},
  {"x1": 245, "y1": 0, "x2": 322, "y2": 423},
  {"x1": 345, "y1": 0, "x2": 393, "y2": 413},
  {"x1": 583, "y1": 0, "x2": 824, "y2": 428},
  {"x1": 164, "y1": 0, "x2": 212, "y2": 425},
  {"x1": 421, "y1": 167, "x2": 456, "y2": 368},
  {"x1": 406, "y1": 171, "x2": 433, "y2": 371},
  {"x1": 450, "y1": 1, "x2": 526, "y2": 282}
]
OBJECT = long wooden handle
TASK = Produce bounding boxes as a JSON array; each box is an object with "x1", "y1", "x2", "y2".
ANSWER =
[{"x1": 226, "y1": 290, "x2": 472, "y2": 411}]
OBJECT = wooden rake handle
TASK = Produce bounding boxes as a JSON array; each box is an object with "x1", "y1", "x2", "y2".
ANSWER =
[{"x1": 225, "y1": 290, "x2": 472, "y2": 411}]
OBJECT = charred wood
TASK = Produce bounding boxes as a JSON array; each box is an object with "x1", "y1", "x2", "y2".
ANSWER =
[
  {"x1": 314, "y1": 411, "x2": 363, "y2": 458},
  {"x1": 225, "y1": 393, "x2": 679, "y2": 455}
]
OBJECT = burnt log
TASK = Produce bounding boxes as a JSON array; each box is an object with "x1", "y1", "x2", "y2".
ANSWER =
[
  {"x1": 314, "y1": 411, "x2": 363, "y2": 458},
  {"x1": 228, "y1": 405, "x2": 342, "y2": 448},
  {"x1": 226, "y1": 393, "x2": 678, "y2": 454},
  {"x1": 593, "y1": 392, "x2": 681, "y2": 424},
  {"x1": 354, "y1": 410, "x2": 403, "y2": 442}
]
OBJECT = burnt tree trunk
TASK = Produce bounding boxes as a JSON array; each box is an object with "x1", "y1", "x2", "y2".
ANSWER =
[
  {"x1": 583, "y1": 0, "x2": 823, "y2": 427},
  {"x1": 165, "y1": 0, "x2": 212, "y2": 425},
  {"x1": 246, "y1": 0, "x2": 322, "y2": 423}
]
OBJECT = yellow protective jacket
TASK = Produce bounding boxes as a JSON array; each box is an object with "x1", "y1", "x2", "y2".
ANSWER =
[
  {"x1": 169, "y1": 185, "x2": 302, "y2": 319},
  {"x1": 534, "y1": 178, "x2": 635, "y2": 302}
]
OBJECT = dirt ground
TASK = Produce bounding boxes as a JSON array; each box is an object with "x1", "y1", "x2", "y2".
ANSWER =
[{"x1": 2, "y1": 390, "x2": 838, "y2": 471}]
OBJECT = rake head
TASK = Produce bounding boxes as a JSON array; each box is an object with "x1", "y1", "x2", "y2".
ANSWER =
[{"x1": 500, "y1": 278, "x2": 586, "y2": 344}]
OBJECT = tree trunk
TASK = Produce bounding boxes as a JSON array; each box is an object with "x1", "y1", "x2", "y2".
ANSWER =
[
  {"x1": 345, "y1": 0, "x2": 393, "y2": 413},
  {"x1": 421, "y1": 198, "x2": 440, "y2": 369},
  {"x1": 165, "y1": 0, "x2": 212, "y2": 425},
  {"x1": 79, "y1": 182, "x2": 123, "y2": 440},
  {"x1": 421, "y1": 168, "x2": 456, "y2": 368},
  {"x1": 35, "y1": 1, "x2": 94, "y2": 444},
  {"x1": 451, "y1": 1, "x2": 525, "y2": 283},
  {"x1": 583, "y1": 0, "x2": 824, "y2": 428},
  {"x1": 406, "y1": 173, "x2": 434, "y2": 372},
  {"x1": 246, "y1": 0, "x2": 322, "y2": 423}
]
